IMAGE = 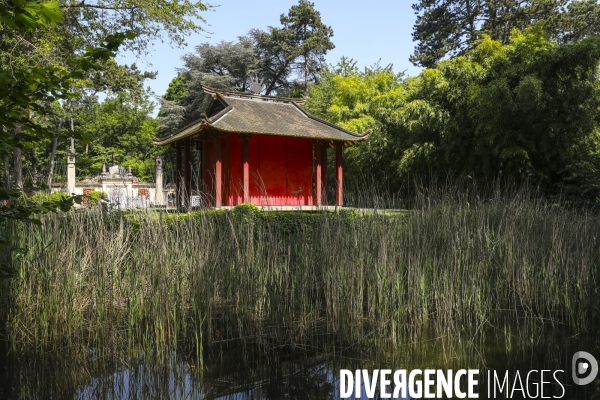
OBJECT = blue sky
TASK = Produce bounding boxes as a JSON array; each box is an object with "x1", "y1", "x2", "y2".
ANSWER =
[{"x1": 119, "y1": 1, "x2": 422, "y2": 100}]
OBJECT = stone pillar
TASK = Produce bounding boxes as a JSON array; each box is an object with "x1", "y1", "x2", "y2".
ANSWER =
[
  {"x1": 125, "y1": 166, "x2": 133, "y2": 205},
  {"x1": 67, "y1": 138, "x2": 76, "y2": 195},
  {"x1": 154, "y1": 155, "x2": 164, "y2": 206}
]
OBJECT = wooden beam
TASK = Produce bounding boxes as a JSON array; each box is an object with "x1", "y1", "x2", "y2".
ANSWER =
[
  {"x1": 242, "y1": 135, "x2": 249, "y2": 203},
  {"x1": 315, "y1": 143, "x2": 322, "y2": 206},
  {"x1": 335, "y1": 142, "x2": 343, "y2": 207},
  {"x1": 184, "y1": 138, "x2": 191, "y2": 210},
  {"x1": 175, "y1": 142, "x2": 182, "y2": 210},
  {"x1": 320, "y1": 144, "x2": 327, "y2": 205},
  {"x1": 215, "y1": 136, "x2": 222, "y2": 208}
]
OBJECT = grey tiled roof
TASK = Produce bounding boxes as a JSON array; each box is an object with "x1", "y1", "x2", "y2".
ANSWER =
[{"x1": 154, "y1": 89, "x2": 368, "y2": 146}]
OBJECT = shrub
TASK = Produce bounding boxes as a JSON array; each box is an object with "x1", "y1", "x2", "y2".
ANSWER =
[
  {"x1": 85, "y1": 191, "x2": 107, "y2": 206},
  {"x1": 232, "y1": 202, "x2": 261, "y2": 222},
  {"x1": 25, "y1": 192, "x2": 68, "y2": 206}
]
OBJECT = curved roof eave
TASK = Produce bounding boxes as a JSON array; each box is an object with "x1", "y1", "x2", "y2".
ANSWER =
[{"x1": 153, "y1": 87, "x2": 369, "y2": 146}]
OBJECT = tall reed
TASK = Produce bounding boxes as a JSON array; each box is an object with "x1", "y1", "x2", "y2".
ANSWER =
[{"x1": 1, "y1": 185, "x2": 599, "y2": 365}]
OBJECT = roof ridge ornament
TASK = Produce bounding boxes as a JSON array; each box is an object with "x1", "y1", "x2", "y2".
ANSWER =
[{"x1": 201, "y1": 85, "x2": 306, "y2": 104}]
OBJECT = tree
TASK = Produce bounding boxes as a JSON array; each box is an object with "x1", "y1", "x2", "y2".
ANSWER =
[
  {"x1": 57, "y1": 0, "x2": 211, "y2": 57},
  {"x1": 307, "y1": 27, "x2": 600, "y2": 200},
  {"x1": 1, "y1": 0, "x2": 209, "y2": 192},
  {"x1": 410, "y1": 0, "x2": 600, "y2": 68},
  {"x1": 157, "y1": 38, "x2": 261, "y2": 134},
  {"x1": 159, "y1": 1, "x2": 336, "y2": 135},
  {"x1": 401, "y1": 26, "x2": 600, "y2": 196},
  {"x1": 250, "y1": 0, "x2": 334, "y2": 95},
  {"x1": 0, "y1": 0, "x2": 137, "y2": 277},
  {"x1": 75, "y1": 92, "x2": 159, "y2": 181},
  {"x1": 0, "y1": 0, "x2": 211, "y2": 277},
  {"x1": 305, "y1": 60, "x2": 407, "y2": 189}
]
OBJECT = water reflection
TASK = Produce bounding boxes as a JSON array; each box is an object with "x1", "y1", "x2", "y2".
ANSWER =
[{"x1": 1, "y1": 326, "x2": 599, "y2": 399}]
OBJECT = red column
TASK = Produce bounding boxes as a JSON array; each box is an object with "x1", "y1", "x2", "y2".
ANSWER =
[
  {"x1": 335, "y1": 143, "x2": 343, "y2": 207},
  {"x1": 203, "y1": 139, "x2": 212, "y2": 206},
  {"x1": 175, "y1": 142, "x2": 182, "y2": 210},
  {"x1": 199, "y1": 141, "x2": 205, "y2": 205},
  {"x1": 184, "y1": 138, "x2": 191, "y2": 209},
  {"x1": 315, "y1": 142, "x2": 322, "y2": 206},
  {"x1": 321, "y1": 144, "x2": 327, "y2": 205},
  {"x1": 242, "y1": 135, "x2": 249, "y2": 203},
  {"x1": 215, "y1": 136, "x2": 222, "y2": 208}
]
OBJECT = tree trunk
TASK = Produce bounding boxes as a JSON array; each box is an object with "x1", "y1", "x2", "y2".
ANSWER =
[
  {"x1": 47, "y1": 116, "x2": 64, "y2": 193},
  {"x1": 303, "y1": 22, "x2": 309, "y2": 93},
  {"x1": 304, "y1": 54, "x2": 309, "y2": 93},
  {"x1": 4, "y1": 156, "x2": 10, "y2": 190},
  {"x1": 31, "y1": 148, "x2": 39, "y2": 187},
  {"x1": 13, "y1": 147, "x2": 22, "y2": 190},
  {"x1": 70, "y1": 103, "x2": 75, "y2": 134},
  {"x1": 466, "y1": 0, "x2": 475, "y2": 42},
  {"x1": 12, "y1": 124, "x2": 23, "y2": 190},
  {"x1": 501, "y1": 1, "x2": 514, "y2": 44}
]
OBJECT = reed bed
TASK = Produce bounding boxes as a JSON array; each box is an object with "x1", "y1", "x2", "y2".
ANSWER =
[{"x1": 1, "y1": 186, "x2": 599, "y2": 365}]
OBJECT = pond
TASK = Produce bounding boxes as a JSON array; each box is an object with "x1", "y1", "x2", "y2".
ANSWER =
[
  {"x1": 3, "y1": 205, "x2": 600, "y2": 399},
  {"x1": 1, "y1": 325, "x2": 598, "y2": 399}
]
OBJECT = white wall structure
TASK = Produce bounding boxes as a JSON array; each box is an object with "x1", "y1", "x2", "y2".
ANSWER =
[{"x1": 53, "y1": 142, "x2": 174, "y2": 208}]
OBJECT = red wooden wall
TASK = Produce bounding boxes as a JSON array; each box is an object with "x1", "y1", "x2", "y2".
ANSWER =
[{"x1": 208, "y1": 134, "x2": 314, "y2": 206}]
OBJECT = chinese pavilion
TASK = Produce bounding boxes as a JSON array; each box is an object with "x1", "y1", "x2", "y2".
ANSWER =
[{"x1": 153, "y1": 86, "x2": 368, "y2": 209}]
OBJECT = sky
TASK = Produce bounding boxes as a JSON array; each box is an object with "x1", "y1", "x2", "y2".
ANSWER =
[{"x1": 118, "y1": 0, "x2": 422, "y2": 103}]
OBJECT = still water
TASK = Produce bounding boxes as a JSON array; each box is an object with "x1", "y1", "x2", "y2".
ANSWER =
[{"x1": 1, "y1": 326, "x2": 599, "y2": 399}]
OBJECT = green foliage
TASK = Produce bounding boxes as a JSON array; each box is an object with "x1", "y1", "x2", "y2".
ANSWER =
[
  {"x1": 274, "y1": 0, "x2": 334, "y2": 93},
  {"x1": 1, "y1": 0, "x2": 211, "y2": 189},
  {"x1": 75, "y1": 92, "x2": 160, "y2": 180},
  {"x1": 307, "y1": 28, "x2": 600, "y2": 200},
  {"x1": 400, "y1": 27, "x2": 600, "y2": 197},
  {"x1": 0, "y1": 0, "x2": 139, "y2": 277},
  {"x1": 162, "y1": 74, "x2": 188, "y2": 102},
  {"x1": 159, "y1": 0, "x2": 335, "y2": 133},
  {"x1": 54, "y1": 0, "x2": 211, "y2": 57},
  {"x1": 0, "y1": 0, "x2": 63, "y2": 30},
  {"x1": 1, "y1": 189, "x2": 81, "y2": 278},
  {"x1": 0, "y1": 28, "x2": 135, "y2": 158},
  {"x1": 305, "y1": 60, "x2": 407, "y2": 188},
  {"x1": 84, "y1": 190, "x2": 106, "y2": 206},
  {"x1": 25, "y1": 191, "x2": 68, "y2": 205},
  {"x1": 158, "y1": 38, "x2": 261, "y2": 132},
  {"x1": 250, "y1": 0, "x2": 334, "y2": 95},
  {"x1": 411, "y1": 0, "x2": 600, "y2": 68},
  {"x1": 232, "y1": 202, "x2": 261, "y2": 222},
  {"x1": 143, "y1": 207, "x2": 359, "y2": 236},
  {"x1": 0, "y1": 0, "x2": 208, "y2": 277}
]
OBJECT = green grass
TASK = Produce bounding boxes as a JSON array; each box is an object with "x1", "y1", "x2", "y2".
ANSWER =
[{"x1": 1, "y1": 186, "x2": 599, "y2": 368}]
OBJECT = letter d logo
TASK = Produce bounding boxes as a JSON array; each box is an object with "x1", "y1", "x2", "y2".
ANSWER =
[{"x1": 572, "y1": 351, "x2": 598, "y2": 385}]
